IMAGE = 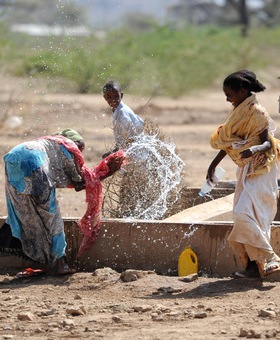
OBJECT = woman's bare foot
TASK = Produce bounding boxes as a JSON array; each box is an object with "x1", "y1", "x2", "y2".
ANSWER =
[{"x1": 57, "y1": 256, "x2": 76, "y2": 275}]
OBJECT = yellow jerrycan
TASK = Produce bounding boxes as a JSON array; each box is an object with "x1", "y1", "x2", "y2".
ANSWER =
[{"x1": 178, "y1": 246, "x2": 198, "y2": 276}]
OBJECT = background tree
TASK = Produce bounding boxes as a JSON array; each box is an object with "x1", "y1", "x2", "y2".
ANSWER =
[{"x1": 225, "y1": 0, "x2": 249, "y2": 36}]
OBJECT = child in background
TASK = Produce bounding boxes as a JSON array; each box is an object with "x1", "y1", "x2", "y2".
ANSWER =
[
  {"x1": 205, "y1": 70, "x2": 280, "y2": 279},
  {"x1": 102, "y1": 79, "x2": 143, "y2": 158}
]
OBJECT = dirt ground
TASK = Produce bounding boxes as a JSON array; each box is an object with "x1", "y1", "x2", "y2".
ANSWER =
[{"x1": 0, "y1": 76, "x2": 280, "y2": 339}]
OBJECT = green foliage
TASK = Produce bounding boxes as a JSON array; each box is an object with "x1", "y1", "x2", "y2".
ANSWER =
[{"x1": 2, "y1": 24, "x2": 280, "y2": 96}]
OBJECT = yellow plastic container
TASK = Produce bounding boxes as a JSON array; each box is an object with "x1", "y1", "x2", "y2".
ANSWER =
[{"x1": 178, "y1": 246, "x2": 198, "y2": 276}]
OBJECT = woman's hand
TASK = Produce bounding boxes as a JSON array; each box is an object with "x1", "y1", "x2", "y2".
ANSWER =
[
  {"x1": 100, "y1": 153, "x2": 126, "y2": 181},
  {"x1": 207, "y1": 150, "x2": 227, "y2": 182},
  {"x1": 240, "y1": 148, "x2": 254, "y2": 159},
  {"x1": 73, "y1": 179, "x2": 86, "y2": 192},
  {"x1": 207, "y1": 164, "x2": 216, "y2": 183}
]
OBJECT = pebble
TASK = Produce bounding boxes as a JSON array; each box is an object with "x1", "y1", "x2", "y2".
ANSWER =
[
  {"x1": 34, "y1": 327, "x2": 45, "y2": 333},
  {"x1": 62, "y1": 319, "x2": 75, "y2": 327},
  {"x1": 93, "y1": 267, "x2": 118, "y2": 276},
  {"x1": 258, "y1": 308, "x2": 276, "y2": 318},
  {"x1": 66, "y1": 307, "x2": 86, "y2": 316},
  {"x1": 194, "y1": 312, "x2": 207, "y2": 319},
  {"x1": 37, "y1": 309, "x2": 56, "y2": 317},
  {"x1": 178, "y1": 273, "x2": 198, "y2": 282},
  {"x1": 151, "y1": 314, "x2": 164, "y2": 321},
  {"x1": 239, "y1": 328, "x2": 261, "y2": 338},
  {"x1": 47, "y1": 322, "x2": 60, "y2": 329},
  {"x1": 120, "y1": 269, "x2": 154, "y2": 282},
  {"x1": 156, "y1": 287, "x2": 182, "y2": 294},
  {"x1": 132, "y1": 305, "x2": 153, "y2": 313},
  {"x1": 120, "y1": 271, "x2": 138, "y2": 282},
  {"x1": 154, "y1": 305, "x2": 171, "y2": 313},
  {"x1": 166, "y1": 311, "x2": 180, "y2": 318},
  {"x1": 265, "y1": 330, "x2": 277, "y2": 338},
  {"x1": 112, "y1": 315, "x2": 122, "y2": 323},
  {"x1": 17, "y1": 312, "x2": 35, "y2": 321}
]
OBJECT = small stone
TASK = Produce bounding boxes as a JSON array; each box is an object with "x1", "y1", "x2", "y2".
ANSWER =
[
  {"x1": 259, "y1": 308, "x2": 276, "y2": 318},
  {"x1": 120, "y1": 269, "x2": 152, "y2": 282},
  {"x1": 37, "y1": 309, "x2": 56, "y2": 317},
  {"x1": 194, "y1": 312, "x2": 207, "y2": 319},
  {"x1": 166, "y1": 311, "x2": 180, "y2": 317},
  {"x1": 239, "y1": 328, "x2": 248, "y2": 337},
  {"x1": 74, "y1": 294, "x2": 82, "y2": 300},
  {"x1": 112, "y1": 315, "x2": 122, "y2": 323},
  {"x1": 66, "y1": 307, "x2": 86, "y2": 316},
  {"x1": 93, "y1": 268, "x2": 119, "y2": 280},
  {"x1": 62, "y1": 319, "x2": 75, "y2": 327},
  {"x1": 34, "y1": 327, "x2": 44, "y2": 333},
  {"x1": 132, "y1": 305, "x2": 153, "y2": 313},
  {"x1": 247, "y1": 330, "x2": 261, "y2": 339},
  {"x1": 151, "y1": 314, "x2": 164, "y2": 321},
  {"x1": 265, "y1": 329, "x2": 277, "y2": 338},
  {"x1": 157, "y1": 287, "x2": 182, "y2": 294},
  {"x1": 184, "y1": 310, "x2": 192, "y2": 316},
  {"x1": 154, "y1": 305, "x2": 171, "y2": 313},
  {"x1": 120, "y1": 271, "x2": 138, "y2": 282},
  {"x1": 47, "y1": 322, "x2": 60, "y2": 329},
  {"x1": 17, "y1": 312, "x2": 35, "y2": 321},
  {"x1": 178, "y1": 273, "x2": 198, "y2": 282}
]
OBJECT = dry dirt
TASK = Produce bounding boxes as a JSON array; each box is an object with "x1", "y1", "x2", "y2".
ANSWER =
[{"x1": 0, "y1": 76, "x2": 280, "y2": 339}]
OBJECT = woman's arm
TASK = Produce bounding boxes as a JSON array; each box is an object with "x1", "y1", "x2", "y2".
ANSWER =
[
  {"x1": 99, "y1": 153, "x2": 126, "y2": 181},
  {"x1": 207, "y1": 150, "x2": 227, "y2": 182},
  {"x1": 240, "y1": 129, "x2": 271, "y2": 159}
]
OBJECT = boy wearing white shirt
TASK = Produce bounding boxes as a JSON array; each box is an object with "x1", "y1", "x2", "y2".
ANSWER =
[{"x1": 102, "y1": 79, "x2": 143, "y2": 158}]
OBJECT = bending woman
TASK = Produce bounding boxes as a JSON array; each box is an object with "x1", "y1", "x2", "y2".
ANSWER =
[
  {"x1": 1, "y1": 129, "x2": 124, "y2": 275},
  {"x1": 207, "y1": 70, "x2": 280, "y2": 278}
]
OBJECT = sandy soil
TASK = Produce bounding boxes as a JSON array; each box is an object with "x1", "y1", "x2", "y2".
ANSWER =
[{"x1": 0, "y1": 76, "x2": 280, "y2": 339}]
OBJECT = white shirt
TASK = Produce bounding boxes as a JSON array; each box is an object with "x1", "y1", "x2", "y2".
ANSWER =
[{"x1": 113, "y1": 101, "x2": 144, "y2": 149}]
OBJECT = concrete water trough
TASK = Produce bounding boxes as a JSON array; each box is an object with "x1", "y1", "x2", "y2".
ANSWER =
[{"x1": 1, "y1": 182, "x2": 280, "y2": 278}]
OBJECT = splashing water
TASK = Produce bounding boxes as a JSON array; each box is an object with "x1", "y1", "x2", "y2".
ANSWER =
[
  {"x1": 125, "y1": 133, "x2": 185, "y2": 219},
  {"x1": 102, "y1": 131, "x2": 185, "y2": 220},
  {"x1": 182, "y1": 224, "x2": 199, "y2": 240}
]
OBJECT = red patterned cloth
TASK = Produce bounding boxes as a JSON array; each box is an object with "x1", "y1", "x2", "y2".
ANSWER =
[{"x1": 38, "y1": 135, "x2": 126, "y2": 258}]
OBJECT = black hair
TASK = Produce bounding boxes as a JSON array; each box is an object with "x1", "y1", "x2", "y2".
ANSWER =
[
  {"x1": 223, "y1": 70, "x2": 266, "y2": 93},
  {"x1": 103, "y1": 79, "x2": 122, "y2": 93}
]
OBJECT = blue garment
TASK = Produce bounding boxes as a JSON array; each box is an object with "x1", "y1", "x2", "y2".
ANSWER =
[{"x1": 3, "y1": 139, "x2": 82, "y2": 265}]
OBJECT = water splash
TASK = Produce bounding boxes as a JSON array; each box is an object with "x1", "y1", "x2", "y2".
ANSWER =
[
  {"x1": 123, "y1": 132, "x2": 185, "y2": 220},
  {"x1": 182, "y1": 224, "x2": 199, "y2": 240},
  {"x1": 102, "y1": 131, "x2": 185, "y2": 220}
]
